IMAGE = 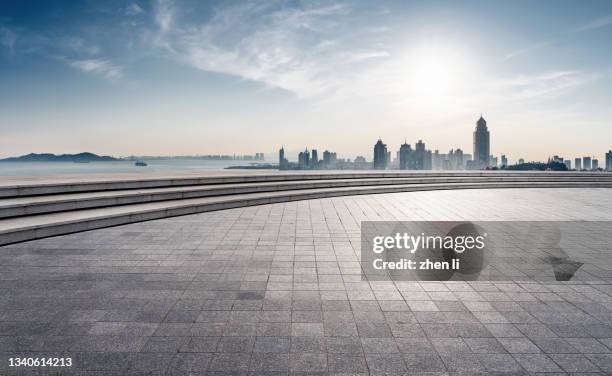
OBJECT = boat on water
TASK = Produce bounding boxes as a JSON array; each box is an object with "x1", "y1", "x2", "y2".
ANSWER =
[{"x1": 134, "y1": 161, "x2": 147, "y2": 166}]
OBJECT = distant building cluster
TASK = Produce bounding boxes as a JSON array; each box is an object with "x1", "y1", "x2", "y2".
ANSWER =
[
  {"x1": 278, "y1": 115, "x2": 611, "y2": 172},
  {"x1": 279, "y1": 147, "x2": 369, "y2": 170}
]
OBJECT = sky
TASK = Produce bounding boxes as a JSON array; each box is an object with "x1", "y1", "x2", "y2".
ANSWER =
[{"x1": 1, "y1": 0, "x2": 612, "y2": 162}]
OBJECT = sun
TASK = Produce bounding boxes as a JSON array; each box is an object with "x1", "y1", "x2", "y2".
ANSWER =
[
  {"x1": 398, "y1": 43, "x2": 468, "y2": 106},
  {"x1": 411, "y1": 57, "x2": 454, "y2": 97}
]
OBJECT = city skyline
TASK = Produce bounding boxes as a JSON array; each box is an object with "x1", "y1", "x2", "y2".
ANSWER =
[
  {"x1": 279, "y1": 115, "x2": 611, "y2": 171},
  {"x1": 2, "y1": 1, "x2": 612, "y2": 159}
]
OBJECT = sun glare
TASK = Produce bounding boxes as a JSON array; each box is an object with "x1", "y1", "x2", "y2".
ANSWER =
[{"x1": 399, "y1": 43, "x2": 469, "y2": 106}]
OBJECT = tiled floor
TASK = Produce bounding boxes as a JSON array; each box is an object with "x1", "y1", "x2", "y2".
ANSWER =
[{"x1": 1, "y1": 188, "x2": 612, "y2": 375}]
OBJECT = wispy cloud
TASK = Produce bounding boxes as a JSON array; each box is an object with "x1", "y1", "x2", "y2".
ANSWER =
[
  {"x1": 152, "y1": 1, "x2": 388, "y2": 98},
  {"x1": 155, "y1": 0, "x2": 174, "y2": 33},
  {"x1": 572, "y1": 14, "x2": 612, "y2": 32},
  {"x1": 503, "y1": 41, "x2": 550, "y2": 61},
  {"x1": 126, "y1": 3, "x2": 144, "y2": 16},
  {"x1": 70, "y1": 59, "x2": 123, "y2": 79},
  {"x1": 491, "y1": 70, "x2": 597, "y2": 101},
  {"x1": 0, "y1": 26, "x2": 17, "y2": 53}
]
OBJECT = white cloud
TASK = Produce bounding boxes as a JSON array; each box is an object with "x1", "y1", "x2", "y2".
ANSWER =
[
  {"x1": 153, "y1": 1, "x2": 389, "y2": 99},
  {"x1": 0, "y1": 26, "x2": 16, "y2": 53},
  {"x1": 70, "y1": 59, "x2": 123, "y2": 79},
  {"x1": 126, "y1": 3, "x2": 144, "y2": 16},
  {"x1": 155, "y1": 0, "x2": 174, "y2": 32},
  {"x1": 503, "y1": 41, "x2": 550, "y2": 61},
  {"x1": 573, "y1": 14, "x2": 612, "y2": 32},
  {"x1": 489, "y1": 70, "x2": 597, "y2": 101}
]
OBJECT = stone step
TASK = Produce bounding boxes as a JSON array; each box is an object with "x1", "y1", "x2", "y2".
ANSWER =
[
  {"x1": 4, "y1": 175, "x2": 611, "y2": 218},
  {"x1": 2, "y1": 180, "x2": 612, "y2": 246},
  {"x1": 2, "y1": 171, "x2": 610, "y2": 198}
]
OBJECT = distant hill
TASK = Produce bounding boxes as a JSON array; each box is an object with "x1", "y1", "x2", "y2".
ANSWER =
[{"x1": 0, "y1": 152, "x2": 120, "y2": 162}]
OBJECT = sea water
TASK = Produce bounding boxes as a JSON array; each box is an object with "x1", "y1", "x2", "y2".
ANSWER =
[{"x1": 0, "y1": 159, "x2": 271, "y2": 176}]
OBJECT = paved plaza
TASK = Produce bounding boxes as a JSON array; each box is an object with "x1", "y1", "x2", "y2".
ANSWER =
[{"x1": 1, "y1": 188, "x2": 612, "y2": 375}]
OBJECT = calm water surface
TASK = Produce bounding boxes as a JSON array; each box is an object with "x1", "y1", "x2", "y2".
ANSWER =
[{"x1": 0, "y1": 159, "x2": 272, "y2": 176}]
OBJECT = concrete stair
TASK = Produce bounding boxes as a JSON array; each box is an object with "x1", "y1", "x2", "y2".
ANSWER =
[{"x1": 1, "y1": 172, "x2": 611, "y2": 245}]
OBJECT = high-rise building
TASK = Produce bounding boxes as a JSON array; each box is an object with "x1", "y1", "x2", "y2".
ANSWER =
[
  {"x1": 322, "y1": 150, "x2": 337, "y2": 168},
  {"x1": 298, "y1": 149, "x2": 310, "y2": 169},
  {"x1": 575, "y1": 158, "x2": 582, "y2": 170},
  {"x1": 399, "y1": 141, "x2": 413, "y2": 170},
  {"x1": 592, "y1": 159, "x2": 598, "y2": 170},
  {"x1": 414, "y1": 140, "x2": 432, "y2": 170},
  {"x1": 583, "y1": 157, "x2": 591, "y2": 171},
  {"x1": 454, "y1": 149, "x2": 464, "y2": 170},
  {"x1": 500, "y1": 154, "x2": 508, "y2": 168},
  {"x1": 278, "y1": 147, "x2": 288, "y2": 170},
  {"x1": 489, "y1": 155, "x2": 498, "y2": 168},
  {"x1": 473, "y1": 115, "x2": 490, "y2": 169},
  {"x1": 311, "y1": 149, "x2": 318, "y2": 168},
  {"x1": 564, "y1": 160, "x2": 571, "y2": 170},
  {"x1": 373, "y1": 139, "x2": 388, "y2": 170},
  {"x1": 606, "y1": 150, "x2": 612, "y2": 171}
]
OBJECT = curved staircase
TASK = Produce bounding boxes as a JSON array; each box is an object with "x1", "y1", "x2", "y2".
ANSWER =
[{"x1": 1, "y1": 171, "x2": 611, "y2": 245}]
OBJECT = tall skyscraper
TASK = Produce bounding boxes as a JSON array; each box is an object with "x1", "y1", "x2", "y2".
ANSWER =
[
  {"x1": 501, "y1": 155, "x2": 508, "y2": 168},
  {"x1": 414, "y1": 140, "x2": 432, "y2": 170},
  {"x1": 606, "y1": 150, "x2": 612, "y2": 171},
  {"x1": 399, "y1": 141, "x2": 413, "y2": 170},
  {"x1": 575, "y1": 158, "x2": 582, "y2": 170},
  {"x1": 583, "y1": 157, "x2": 591, "y2": 171},
  {"x1": 278, "y1": 147, "x2": 288, "y2": 170},
  {"x1": 373, "y1": 139, "x2": 388, "y2": 170},
  {"x1": 473, "y1": 115, "x2": 490, "y2": 169},
  {"x1": 311, "y1": 149, "x2": 318, "y2": 168},
  {"x1": 298, "y1": 149, "x2": 310, "y2": 169},
  {"x1": 592, "y1": 159, "x2": 599, "y2": 170}
]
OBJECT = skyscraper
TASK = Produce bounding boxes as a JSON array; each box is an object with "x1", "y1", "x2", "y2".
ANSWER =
[
  {"x1": 473, "y1": 115, "x2": 490, "y2": 169},
  {"x1": 500, "y1": 154, "x2": 508, "y2": 168},
  {"x1": 414, "y1": 140, "x2": 432, "y2": 170},
  {"x1": 373, "y1": 139, "x2": 388, "y2": 170},
  {"x1": 311, "y1": 149, "x2": 318, "y2": 168},
  {"x1": 606, "y1": 150, "x2": 612, "y2": 171},
  {"x1": 399, "y1": 141, "x2": 413, "y2": 170},
  {"x1": 298, "y1": 149, "x2": 310, "y2": 169},
  {"x1": 583, "y1": 157, "x2": 591, "y2": 171},
  {"x1": 278, "y1": 147, "x2": 288, "y2": 170},
  {"x1": 592, "y1": 159, "x2": 598, "y2": 170},
  {"x1": 575, "y1": 158, "x2": 582, "y2": 170}
]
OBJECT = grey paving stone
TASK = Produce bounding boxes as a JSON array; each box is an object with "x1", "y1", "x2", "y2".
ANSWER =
[
  {"x1": 180, "y1": 336, "x2": 220, "y2": 352},
  {"x1": 326, "y1": 337, "x2": 363, "y2": 353},
  {"x1": 327, "y1": 354, "x2": 368, "y2": 373},
  {"x1": 477, "y1": 353, "x2": 523, "y2": 372},
  {"x1": 2, "y1": 188, "x2": 612, "y2": 374},
  {"x1": 402, "y1": 353, "x2": 446, "y2": 372},
  {"x1": 290, "y1": 353, "x2": 327, "y2": 372},
  {"x1": 217, "y1": 336, "x2": 255, "y2": 353},
  {"x1": 249, "y1": 353, "x2": 290, "y2": 371},
  {"x1": 498, "y1": 337, "x2": 542, "y2": 353},
  {"x1": 440, "y1": 353, "x2": 485, "y2": 372},
  {"x1": 142, "y1": 336, "x2": 186, "y2": 352},
  {"x1": 512, "y1": 353, "x2": 563, "y2": 372},
  {"x1": 550, "y1": 353, "x2": 601, "y2": 372},
  {"x1": 361, "y1": 337, "x2": 399, "y2": 353},
  {"x1": 209, "y1": 352, "x2": 251, "y2": 371},
  {"x1": 365, "y1": 353, "x2": 407, "y2": 373},
  {"x1": 253, "y1": 336, "x2": 290, "y2": 353},
  {"x1": 291, "y1": 336, "x2": 326, "y2": 353}
]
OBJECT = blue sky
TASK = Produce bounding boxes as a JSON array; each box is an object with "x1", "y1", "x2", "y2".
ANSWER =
[{"x1": 1, "y1": 0, "x2": 611, "y2": 161}]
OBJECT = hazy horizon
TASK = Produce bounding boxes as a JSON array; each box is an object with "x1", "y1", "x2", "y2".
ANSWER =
[{"x1": 1, "y1": 0, "x2": 612, "y2": 161}]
